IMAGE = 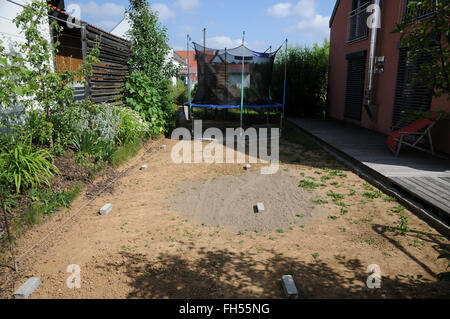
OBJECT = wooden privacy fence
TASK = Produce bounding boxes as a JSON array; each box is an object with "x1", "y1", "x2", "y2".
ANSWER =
[{"x1": 81, "y1": 23, "x2": 131, "y2": 105}]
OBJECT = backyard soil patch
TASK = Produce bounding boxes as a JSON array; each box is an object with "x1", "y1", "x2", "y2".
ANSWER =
[{"x1": 0, "y1": 134, "x2": 449, "y2": 299}]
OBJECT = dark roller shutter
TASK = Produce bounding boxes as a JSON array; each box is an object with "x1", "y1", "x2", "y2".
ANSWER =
[
  {"x1": 344, "y1": 51, "x2": 367, "y2": 120},
  {"x1": 391, "y1": 48, "x2": 432, "y2": 129}
]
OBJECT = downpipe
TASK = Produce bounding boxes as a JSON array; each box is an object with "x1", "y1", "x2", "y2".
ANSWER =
[{"x1": 365, "y1": 0, "x2": 381, "y2": 122}]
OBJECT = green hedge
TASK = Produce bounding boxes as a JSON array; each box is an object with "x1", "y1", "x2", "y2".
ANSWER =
[{"x1": 272, "y1": 39, "x2": 329, "y2": 117}]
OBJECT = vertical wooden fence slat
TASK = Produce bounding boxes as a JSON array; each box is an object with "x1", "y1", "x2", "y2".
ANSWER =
[{"x1": 80, "y1": 23, "x2": 91, "y2": 100}]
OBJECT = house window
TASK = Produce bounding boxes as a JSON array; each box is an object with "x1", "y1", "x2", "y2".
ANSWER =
[
  {"x1": 404, "y1": 0, "x2": 436, "y2": 21},
  {"x1": 344, "y1": 51, "x2": 367, "y2": 120},
  {"x1": 348, "y1": 0, "x2": 371, "y2": 43},
  {"x1": 391, "y1": 48, "x2": 432, "y2": 129}
]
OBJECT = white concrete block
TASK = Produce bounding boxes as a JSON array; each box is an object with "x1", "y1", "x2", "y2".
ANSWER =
[
  {"x1": 140, "y1": 164, "x2": 148, "y2": 171},
  {"x1": 100, "y1": 203, "x2": 112, "y2": 215},
  {"x1": 281, "y1": 275, "x2": 298, "y2": 299},
  {"x1": 244, "y1": 164, "x2": 251, "y2": 170},
  {"x1": 160, "y1": 145, "x2": 167, "y2": 149},
  {"x1": 14, "y1": 277, "x2": 40, "y2": 299},
  {"x1": 256, "y1": 203, "x2": 265, "y2": 213}
]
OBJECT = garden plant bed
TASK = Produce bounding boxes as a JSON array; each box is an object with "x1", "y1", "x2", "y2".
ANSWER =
[{"x1": 0, "y1": 133, "x2": 449, "y2": 299}]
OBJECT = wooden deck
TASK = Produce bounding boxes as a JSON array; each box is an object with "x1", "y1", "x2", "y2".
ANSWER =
[{"x1": 287, "y1": 118, "x2": 450, "y2": 221}]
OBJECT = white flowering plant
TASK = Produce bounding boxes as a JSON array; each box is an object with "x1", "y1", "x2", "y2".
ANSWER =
[{"x1": 115, "y1": 106, "x2": 149, "y2": 145}]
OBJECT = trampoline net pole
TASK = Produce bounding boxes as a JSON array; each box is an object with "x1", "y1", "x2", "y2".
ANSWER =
[
  {"x1": 240, "y1": 31, "x2": 245, "y2": 132},
  {"x1": 281, "y1": 39, "x2": 288, "y2": 135},
  {"x1": 187, "y1": 35, "x2": 193, "y2": 135}
]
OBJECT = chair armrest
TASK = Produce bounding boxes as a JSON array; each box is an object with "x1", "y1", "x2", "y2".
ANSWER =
[{"x1": 398, "y1": 131, "x2": 426, "y2": 135}]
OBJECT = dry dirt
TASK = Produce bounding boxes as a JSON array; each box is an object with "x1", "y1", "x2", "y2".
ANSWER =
[{"x1": 0, "y1": 136, "x2": 449, "y2": 299}]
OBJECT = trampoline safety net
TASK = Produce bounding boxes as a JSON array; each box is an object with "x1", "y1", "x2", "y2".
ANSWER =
[{"x1": 192, "y1": 42, "x2": 281, "y2": 108}]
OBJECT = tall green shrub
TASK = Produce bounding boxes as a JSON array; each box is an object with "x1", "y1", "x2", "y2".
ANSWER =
[
  {"x1": 272, "y1": 39, "x2": 329, "y2": 117},
  {"x1": 125, "y1": 0, "x2": 178, "y2": 135},
  {"x1": 1, "y1": 0, "x2": 99, "y2": 147}
]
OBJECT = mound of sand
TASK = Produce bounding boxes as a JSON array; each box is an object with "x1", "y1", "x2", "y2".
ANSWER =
[{"x1": 173, "y1": 169, "x2": 325, "y2": 232}]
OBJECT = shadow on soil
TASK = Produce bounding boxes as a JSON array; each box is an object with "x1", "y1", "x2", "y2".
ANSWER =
[{"x1": 98, "y1": 247, "x2": 449, "y2": 299}]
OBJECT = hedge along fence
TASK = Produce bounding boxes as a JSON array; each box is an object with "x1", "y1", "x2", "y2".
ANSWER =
[
  {"x1": 271, "y1": 40, "x2": 329, "y2": 118},
  {"x1": 51, "y1": 7, "x2": 131, "y2": 105}
]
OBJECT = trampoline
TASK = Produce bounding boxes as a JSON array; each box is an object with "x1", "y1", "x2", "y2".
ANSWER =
[{"x1": 184, "y1": 32, "x2": 288, "y2": 131}]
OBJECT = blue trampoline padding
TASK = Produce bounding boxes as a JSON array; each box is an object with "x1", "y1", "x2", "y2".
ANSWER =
[{"x1": 184, "y1": 103, "x2": 283, "y2": 109}]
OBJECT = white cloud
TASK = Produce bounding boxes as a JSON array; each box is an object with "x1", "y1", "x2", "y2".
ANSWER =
[
  {"x1": 175, "y1": 0, "x2": 200, "y2": 11},
  {"x1": 68, "y1": 1, "x2": 125, "y2": 20},
  {"x1": 207, "y1": 36, "x2": 242, "y2": 49},
  {"x1": 286, "y1": 14, "x2": 330, "y2": 38},
  {"x1": 293, "y1": 0, "x2": 317, "y2": 19},
  {"x1": 267, "y1": 3, "x2": 292, "y2": 17},
  {"x1": 268, "y1": 0, "x2": 316, "y2": 19},
  {"x1": 268, "y1": 0, "x2": 329, "y2": 39},
  {"x1": 152, "y1": 3, "x2": 176, "y2": 21}
]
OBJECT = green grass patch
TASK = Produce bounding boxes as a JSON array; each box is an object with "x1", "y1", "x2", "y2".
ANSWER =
[
  {"x1": 363, "y1": 190, "x2": 382, "y2": 199},
  {"x1": 326, "y1": 190, "x2": 345, "y2": 200},
  {"x1": 313, "y1": 199, "x2": 328, "y2": 205},
  {"x1": 110, "y1": 139, "x2": 142, "y2": 168},
  {"x1": 2, "y1": 183, "x2": 83, "y2": 251},
  {"x1": 299, "y1": 179, "x2": 321, "y2": 190}
]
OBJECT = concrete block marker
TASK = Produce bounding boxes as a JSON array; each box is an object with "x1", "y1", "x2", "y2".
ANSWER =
[
  {"x1": 140, "y1": 164, "x2": 148, "y2": 171},
  {"x1": 100, "y1": 203, "x2": 112, "y2": 216},
  {"x1": 244, "y1": 164, "x2": 251, "y2": 170},
  {"x1": 14, "y1": 277, "x2": 40, "y2": 299},
  {"x1": 256, "y1": 202, "x2": 265, "y2": 213},
  {"x1": 160, "y1": 145, "x2": 167, "y2": 150},
  {"x1": 281, "y1": 275, "x2": 299, "y2": 299}
]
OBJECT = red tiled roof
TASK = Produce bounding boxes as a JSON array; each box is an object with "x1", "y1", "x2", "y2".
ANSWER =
[{"x1": 175, "y1": 51, "x2": 197, "y2": 71}]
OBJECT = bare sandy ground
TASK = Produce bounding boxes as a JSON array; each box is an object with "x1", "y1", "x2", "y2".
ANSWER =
[{"x1": 0, "y1": 137, "x2": 449, "y2": 299}]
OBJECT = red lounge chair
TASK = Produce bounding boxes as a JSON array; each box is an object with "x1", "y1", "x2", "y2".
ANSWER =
[{"x1": 387, "y1": 113, "x2": 441, "y2": 157}]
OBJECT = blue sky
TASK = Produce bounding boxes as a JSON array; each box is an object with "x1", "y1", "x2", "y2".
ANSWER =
[{"x1": 66, "y1": 0, "x2": 334, "y2": 51}]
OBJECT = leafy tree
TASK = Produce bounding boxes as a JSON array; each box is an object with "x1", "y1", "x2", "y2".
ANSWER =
[
  {"x1": 125, "y1": 0, "x2": 178, "y2": 134},
  {"x1": 393, "y1": 0, "x2": 449, "y2": 100},
  {"x1": 0, "y1": 0, "x2": 99, "y2": 147}
]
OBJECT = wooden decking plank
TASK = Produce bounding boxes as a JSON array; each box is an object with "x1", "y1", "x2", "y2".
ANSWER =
[
  {"x1": 422, "y1": 177, "x2": 450, "y2": 196},
  {"x1": 416, "y1": 177, "x2": 450, "y2": 196},
  {"x1": 389, "y1": 178, "x2": 450, "y2": 214},
  {"x1": 399, "y1": 178, "x2": 450, "y2": 211},
  {"x1": 404, "y1": 178, "x2": 450, "y2": 206}
]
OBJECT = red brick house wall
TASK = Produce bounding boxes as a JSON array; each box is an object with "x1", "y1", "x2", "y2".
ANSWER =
[{"x1": 329, "y1": 0, "x2": 449, "y2": 154}]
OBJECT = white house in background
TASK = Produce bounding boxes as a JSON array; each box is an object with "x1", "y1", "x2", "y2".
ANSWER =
[
  {"x1": 110, "y1": 14, "x2": 180, "y2": 86},
  {"x1": 0, "y1": 0, "x2": 52, "y2": 55},
  {"x1": 110, "y1": 15, "x2": 131, "y2": 40}
]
